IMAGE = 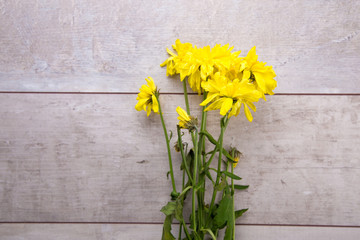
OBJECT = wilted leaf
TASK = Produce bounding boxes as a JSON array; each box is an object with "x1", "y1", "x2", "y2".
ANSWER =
[
  {"x1": 162, "y1": 215, "x2": 175, "y2": 240},
  {"x1": 160, "y1": 201, "x2": 176, "y2": 216}
]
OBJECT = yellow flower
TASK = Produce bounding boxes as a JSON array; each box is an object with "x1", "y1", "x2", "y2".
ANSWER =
[
  {"x1": 135, "y1": 77, "x2": 159, "y2": 116},
  {"x1": 240, "y1": 46, "x2": 277, "y2": 97},
  {"x1": 184, "y1": 44, "x2": 240, "y2": 94},
  {"x1": 201, "y1": 72, "x2": 229, "y2": 105},
  {"x1": 160, "y1": 39, "x2": 194, "y2": 76},
  {"x1": 176, "y1": 106, "x2": 198, "y2": 131},
  {"x1": 200, "y1": 77, "x2": 262, "y2": 121},
  {"x1": 161, "y1": 40, "x2": 240, "y2": 94}
]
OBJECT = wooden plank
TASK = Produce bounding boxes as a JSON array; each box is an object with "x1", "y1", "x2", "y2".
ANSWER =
[
  {"x1": 0, "y1": 224, "x2": 359, "y2": 240},
  {"x1": 0, "y1": 94, "x2": 359, "y2": 225},
  {"x1": 0, "y1": 1, "x2": 359, "y2": 93}
]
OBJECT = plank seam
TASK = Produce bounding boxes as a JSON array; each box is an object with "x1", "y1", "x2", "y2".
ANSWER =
[
  {"x1": 0, "y1": 92, "x2": 359, "y2": 96},
  {"x1": 0, "y1": 222, "x2": 359, "y2": 228}
]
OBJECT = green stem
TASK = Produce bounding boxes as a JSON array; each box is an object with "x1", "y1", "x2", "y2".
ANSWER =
[
  {"x1": 197, "y1": 92, "x2": 208, "y2": 234},
  {"x1": 178, "y1": 166, "x2": 186, "y2": 240},
  {"x1": 191, "y1": 130, "x2": 199, "y2": 232},
  {"x1": 205, "y1": 145, "x2": 218, "y2": 169},
  {"x1": 177, "y1": 126, "x2": 193, "y2": 184},
  {"x1": 178, "y1": 222, "x2": 182, "y2": 240},
  {"x1": 157, "y1": 96, "x2": 177, "y2": 194},
  {"x1": 231, "y1": 163, "x2": 235, "y2": 240},
  {"x1": 181, "y1": 220, "x2": 192, "y2": 240},
  {"x1": 199, "y1": 92, "x2": 208, "y2": 164},
  {"x1": 183, "y1": 80, "x2": 191, "y2": 115},
  {"x1": 223, "y1": 161, "x2": 229, "y2": 198},
  {"x1": 209, "y1": 116, "x2": 229, "y2": 212}
]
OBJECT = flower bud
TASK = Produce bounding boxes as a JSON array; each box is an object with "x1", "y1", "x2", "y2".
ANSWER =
[{"x1": 229, "y1": 147, "x2": 242, "y2": 168}]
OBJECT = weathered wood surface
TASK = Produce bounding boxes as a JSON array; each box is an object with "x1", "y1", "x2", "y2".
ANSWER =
[
  {"x1": 0, "y1": 0, "x2": 359, "y2": 93},
  {"x1": 0, "y1": 224, "x2": 359, "y2": 240},
  {"x1": 0, "y1": 94, "x2": 359, "y2": 225}
]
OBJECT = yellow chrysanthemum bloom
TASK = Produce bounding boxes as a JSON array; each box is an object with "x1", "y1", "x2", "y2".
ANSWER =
[
  {"x1": 160, "y1": 39, "x2": 194, "y2": 76},
  {"x1": 181, "y1": 44, "x2": 240, "y2": 94},
  {"x1": 135, "y1": 77, "x2": 159, "y2": 116},
  {"x1": 201, "y1": 72, "x2": 229, "y2": 104},
  {"x1": 161, "y1": 40, "x2": 240, "y2": 94},
  {"x1": 176, "y1": 106, "x2": 198, "y2": 131},
  {"x1": 240, "y1": 46, "x2": 277, "y2": 97},
  {"x1": 187, "y1": 44, "x2": 240, "y2": 93},
  {"x1": 200, "y1": 76, "x2": 262, "y2": 121}
]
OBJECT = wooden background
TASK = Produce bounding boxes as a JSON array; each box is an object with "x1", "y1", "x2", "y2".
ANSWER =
[{"x1": 0, "y1": 0, "x2": 359, "y2": 239}]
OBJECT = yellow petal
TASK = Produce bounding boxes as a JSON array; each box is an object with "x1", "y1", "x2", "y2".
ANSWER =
[
  {"x1": 145, "y1": 77, "x2": 156, "y2": 92},
  {"x1": 220, "y1": 98, "x2": 233, "y2": 116},
  {"x1": 229, "y1": 100, "x2": 241, "y2": 118},
  {"x1": 146, "y1": 105, "x2": 152, "y2": 116},
  {"x1": 244, "y1": 104, "x2": 253, "y2": 122},
  {"x1": 204, "y1": 98, "x2": 224, "y2": 112},
  {"x1": 200, "y1": 93, "x2": 218, "y2": 106},
  {"x1": 152, "y1": 95, "x2": 159, "y2": 113},
  {"x1": 135, "y1": 99, "x2": 148, "y2": 111},
  {"x1": 242, "y1": 70, "x2": 251, "y2": 81},
  {"x1": 176, "y1": 107, "x2": 190, "y2": 121},
  {"x1": 246, "y1": 102, "x2": 256, "y2": 112},
  {"x1": 160, "y1": 59, "x2": 167, "y2": 67},
  {"x1": 247, "y1": 46, "x2": 258, "y2": 62}
]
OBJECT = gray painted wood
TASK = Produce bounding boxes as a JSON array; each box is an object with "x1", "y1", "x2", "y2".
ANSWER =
[
  {"x1": 0, "y1": 94, "x2": 359, "y2": 225},
  {"x1": 0, "y1": 0, "x2": 359, "y2": 93},
  {"x1": 0, "y1": 224, "x2": 359, "y2": 240}
]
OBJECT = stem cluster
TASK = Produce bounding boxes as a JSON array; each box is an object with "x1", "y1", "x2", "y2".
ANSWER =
[{"x1": 158, "y1": 81, "x2": 248, "y2": 240}]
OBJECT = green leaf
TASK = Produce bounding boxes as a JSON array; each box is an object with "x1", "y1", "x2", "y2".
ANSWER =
[
  {"x1": 223, "y1": 171, "x2": 242, "y2": 180},
  {"x1": 187, "y1": 149, "x2": 194, "y2": 170},
  {"x1": 162, "y1": 215, "x2": 175, "y2": 240},
  {"x1": 205, "y1": 149, "x2": 217, "y2": 155},
  {"x1": 214, "y1": 192, "x2": 236, "y2": 240},
  {"x1": 235, "y1": 208, "x2": 248, "y2": 219},
  {"x1": 215, "y1": 177, "x2": 227, "y2": 192},
  {"x1": 160, "y1": 201, "x2": 176, "y2": 216},
  {"x1": 205, "y1": 169, "x2": 215, "y2": 184},
  {"x1": 200, "y1": 131, "x2": 234, "y2": 162},
  {"x1": 214, "y1": 193, "x2": 232, "y2": 229},
  {"x1": 200, "y1": 130, "x2": 217, "y2": 145},
  {"x1": 234, "y1": 184, "x2": 249, "y2": 190},
  {"x1": 221, "y1": 148, "x2": 234, "y2": 162},
  {"x1": 174, "y1": 199, "x2": 183, "y2": 222}
]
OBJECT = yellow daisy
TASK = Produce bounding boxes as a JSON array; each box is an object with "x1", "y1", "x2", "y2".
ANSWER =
[
  {"x1": 161, "y1": 40, "x2": 240, "y2": 94},
  {"x1": 176, "y1": 106, "x2": 198, "y2": 131},
  {"x1": 240, "y1": 46, "x2": 277, "y2": 97},
  {"x1": 135, "y1": 77, "x2": 159, "y2": 116},
  {"x1": 160, "y1": 39, "x2": 194, "y2": 77},
  {"x1": 200, "y1": 77, "x2": 262, "y2": 121}
]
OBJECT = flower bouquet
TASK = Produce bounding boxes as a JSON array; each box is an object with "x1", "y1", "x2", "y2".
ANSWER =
[{"x1": 135, "y1": 40, "x2": 277, "y2": 240}]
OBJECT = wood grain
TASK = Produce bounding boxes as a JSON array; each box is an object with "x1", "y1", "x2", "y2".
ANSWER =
[
  {"x1": 0, "y1": 94, "x2": 359, "y2": 225},
  {"x1": 0, "y1": 224, "x2": 359, "y2": 240},
  {"x1": 0, "y1": 0, "x2": 359, "y2": 93}
]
